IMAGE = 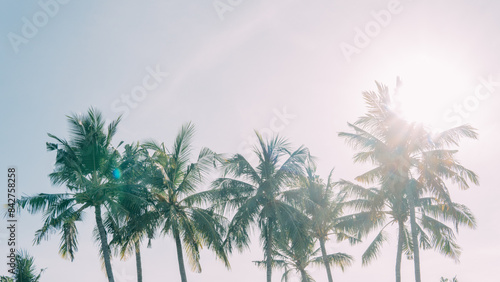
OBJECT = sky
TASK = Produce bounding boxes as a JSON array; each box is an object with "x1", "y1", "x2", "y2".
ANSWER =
[{"x1": 1, "y1": 0, "x2": 499, "y2": 281}]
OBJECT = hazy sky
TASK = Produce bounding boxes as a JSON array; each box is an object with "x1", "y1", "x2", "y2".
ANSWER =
[{"x1": 1, "y1": 0, "x2": 499, "y2": 281}]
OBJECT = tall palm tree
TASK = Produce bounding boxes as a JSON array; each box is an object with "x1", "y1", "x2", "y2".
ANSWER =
[
  {"x1": 211, "y1": 132, "x2": 310, "y2": 282},
  {"x1": 289, "y1": 161, "x2": 358, "y2": 282},
  {"x1": 105, "y1": 143, "x2": 158, "y2": 282},
  {"x1": 18, "y1": 108, "x2": 121, "y2": 282},
  {"x1": 143, "y1": 123, "x2": 229, "y2": 282},
  {"x1": 408, "y1": 130, "x2": 478, "y2": 282},
  {"x1": 0, "y1": 250, "x2": 45, "y2": 282},
  {"x1": 339, "y1": 82, "x2": 479, "y2": 282}
]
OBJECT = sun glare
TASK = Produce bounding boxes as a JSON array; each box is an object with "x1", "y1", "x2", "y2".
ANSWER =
[{"x1": 391, "y1": 55, "x2": 470, "y2": 127}]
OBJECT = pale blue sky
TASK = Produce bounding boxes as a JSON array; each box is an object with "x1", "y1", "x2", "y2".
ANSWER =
[{"x1": 1, "y1": 0, "x2": 500, "y2": 281}]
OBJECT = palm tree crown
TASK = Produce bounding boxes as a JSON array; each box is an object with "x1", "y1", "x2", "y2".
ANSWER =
[
  {"x1": 0, "y1": 250, "x2": 45, "y2": 282},
  {"x1": 19, "y1": 107, "x2": 122, "y2": 282},
  {"x1": 339, "y1": 82, "x2": 479, "y2": 282},
  {"x1": 211, "y1": 133, "x2": 310, "y2": 282},
  {"x1": 289, "y1": 162, "x2": 356, "y2": 282},
  {"x1": 144, "y1": 122, "x2": 229, "y2": 282}
]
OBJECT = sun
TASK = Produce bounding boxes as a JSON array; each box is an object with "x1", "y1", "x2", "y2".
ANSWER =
[{"x1": 390, "y1": 55, "x2": 470, "y2": 127}]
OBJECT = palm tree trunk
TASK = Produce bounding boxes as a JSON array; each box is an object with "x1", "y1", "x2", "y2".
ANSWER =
[
  {"x1": 135, "y1": 240, "x2": 143, "y2": 282},
  {"x1": 266, "y1": 223, "x2": 273, "y2": 282},
  {"x1": 174, "y1": 229, "x2": 188, "y2": 282},
  {"x1": 95, "y1": 205, "x2": 115, "y2": 282},
  {"x1": 299, "y1": 268, "x2": 308, "y2": 282},
  {"x1": 408, "y1": 195, "x2": 421, "y2": 282},
  {"x1": 319, "y1": 237, "x2": 334, "y2": 282},
  {"x1": 395, "y1": 220, "x2": 404, "y2": 282}
]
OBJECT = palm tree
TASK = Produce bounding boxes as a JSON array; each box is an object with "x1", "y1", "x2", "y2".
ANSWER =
[
  {"x1": 289, "y1": 161, "x2": 357, "y2": 282},
  {"x1": 18, "y1": 108, "x2": 121, "y2": 282},
  {"x1": 211, "y1": 132, "x2": 310, "y2": 282},
  {"x1": 253, "y1": 237, "x2": 352, "y2": 282},
  {"x1": 339, "y1": 82, "x2": 479, "y2": 282},
  {"x1": 105, "y1": 143, "x2": 158, "y2": 282},
  {"x1": 0, "y1": 250, "x2": 45, "y2": 282},
  {"x1": 337, "y1": 180, "x2": 408, "y2": 282},
  {"x1": 105, "y1": 204, "x2": 156, "y2": 282},
  {"x1": 338, "y1": 180, "x2": 475, "y2": 282},
  {"x1": 408, "y1": 130, "x2": 478, "y2": 282},
  {"x1": 143, "y1": 123, "x2": 229, "y2": 282}
]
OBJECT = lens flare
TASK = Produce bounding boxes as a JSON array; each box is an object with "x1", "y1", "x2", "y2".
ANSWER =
[{"x1": 112, "y1": 168, "x2": 121, "y2": 179}]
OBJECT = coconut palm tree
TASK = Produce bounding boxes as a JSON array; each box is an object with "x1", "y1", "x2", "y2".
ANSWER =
[
  {"x1": 210, "y1": 132, "x2": 310, "y2": 282},
  {"x1": 18, "y1": 108, "x2": 121, "y2": 282},
  {"x1": 253, "y1": 237, "x2": 352, "y2": 282},
  {"x1": 105, "y1": 203, "x2": 157, "y2": 282},
  {"x1": 288, "y1": 161, "x2": 358, "y2": 282},
  {"x1": 143, "y1": 123, "x2": 229, "y2": 282},
  {"x1": 399, "y1": 124, "x2": 478, "y2": 282},
  {"x1": 337, "y1": 180, "x2": 408, "y2": 282},
  {"x1": 0, "y1": 250, "x2": 45, "y2": 282},
  {"x1": 338, "y1": 179, "x2": 475, "y2": 282},
  {"x1": 105, "y1": 143, "x2": 158, "y2": 282},
  {"x1": 339, "y1": 82, "x2": 479, "y2": 282}
]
